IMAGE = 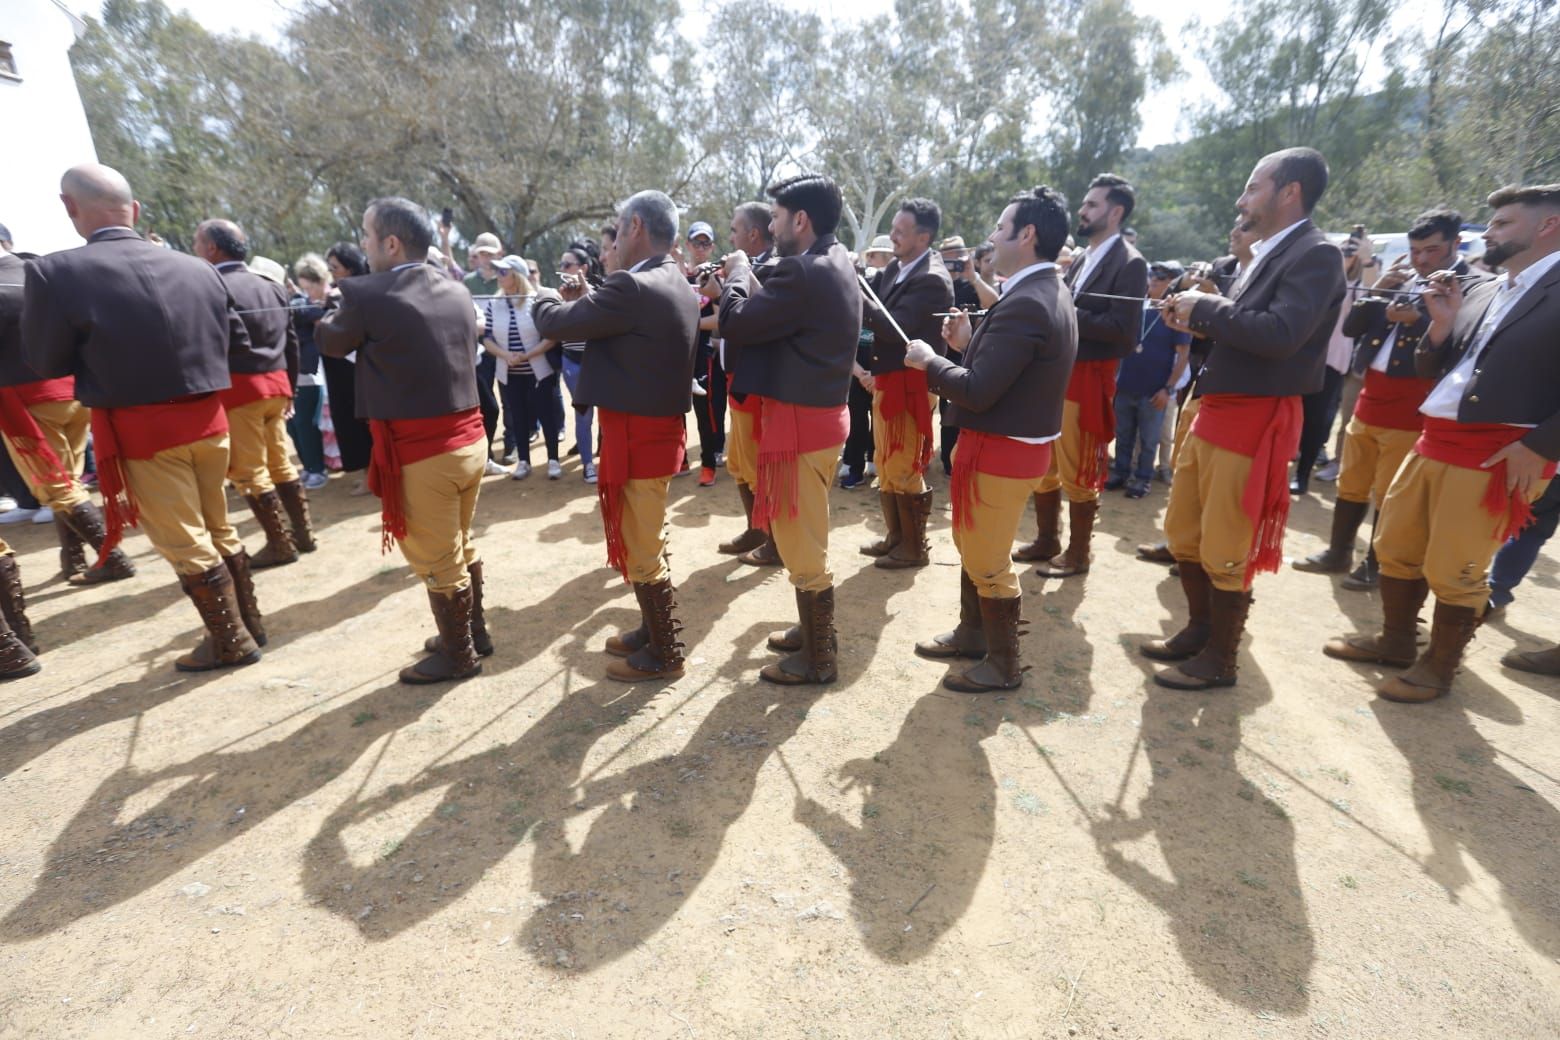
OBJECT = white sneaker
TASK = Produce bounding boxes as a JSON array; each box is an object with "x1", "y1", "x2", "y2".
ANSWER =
[
  {"x1": 0, "y1": 496, "x2": 15, "y2": 512},
  {"x1": 511, "y1": 461, "x2": 532, "y2": 480},
  {"x1": 302, "y1": 471, "x2": 329, "y2": 490},
  {"x1": 864, "y1": 461, "x2": 877, "y2": 478},
  {"x1": 691, "y1": 379, "x2": 707, "y2": 398},
  {"x1": 584, "y1": 464, "x2": 598, "y2": 485},
  {"x1": 484, "y1": 458, "x2": 508, "y2": 476},
  {"x1": 547, "y1": 459, "x2": 562, "y2": 480},
  {"x1": 32, "y1": 507, "x2": 53, "y2": 524},
  {"x1": 0, "y1": 507, "x2": 35, "y2": 525},
  {"x1": 1315, "y1": 459, "x2": 1340, "y2": 482}
]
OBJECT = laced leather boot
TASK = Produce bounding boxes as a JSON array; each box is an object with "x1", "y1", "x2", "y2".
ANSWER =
[
  {"x1": 175, "y1": 564, "x2": 262, "y2": 672},
  {"x1": 64, "y1": 501, "x2": 136, "y2": 586},
  {"x1": 425, "y1": 561, "x2": 494, "y2": 657},
  {"x1": 1153, "y1": 587, "x2": 1250, "y2": 690},
  {"x1": 1294, "y1": 498, "x2": 1368, "y2": 574},
  {"x1": 718, "y1": 483, "x2": 768, "y2": 556},
  {"x1": 0, "y1": 554, "x2": 39, "y2": 655},
  {"x1": 607, "y1": 579, "x2": 686, "y2": 682},
  {"x1": 402, "y1": 585, "x2": 482, "y2": 684},
  {"x1": 54, "y1": 511, "x2": 88, "y2": 579},
  {"x1": 274, "y1": 479, "x2": 317, "y2": 553},
  {"x1": 1033, "y1": 499, "x2": 1097, "y2": 577},
  {"x1": 1323, "y1": 575, "x2": 1426, "y2": 668},
  {"x1": 877, "y1": 489, "x2": 932, "y2": 569},
  {"x1": 1378, "y1": 601, "x2": 1481, "y2": 703},
  {"x1": 859, "y1": 490, "x2": 902, "y2": 558},
  {"x1": 915, "y1": 570, "x2": 986, "y2": 660},
  {"x1": 1141, "y1": 562, "x2": 1213, "y2": 662},
  {"x1": 761, "y1": 587, "x2": 837, "y2": 685},
  {"x1": 1011, "y1": 490, "x2": 1062, "y2": 562},
  {"x1": 942, "y1": 595, "x2": 1025, "y2": 692},
  {"x1": 245, "y1": 490, "x2": 299, "y2": 569}
]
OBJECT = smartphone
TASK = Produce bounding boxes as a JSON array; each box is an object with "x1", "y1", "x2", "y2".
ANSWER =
[{"x1": 440, "y1": 207, "x2": 454, "y2": 228}]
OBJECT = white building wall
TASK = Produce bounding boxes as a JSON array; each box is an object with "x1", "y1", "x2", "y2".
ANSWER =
[{"x1": 0, "y1": 0, "x2": 98, "y2": 255}]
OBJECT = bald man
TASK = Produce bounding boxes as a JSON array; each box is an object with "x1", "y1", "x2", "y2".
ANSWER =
[
  {"x1": 193, "y1": 219, "x2": 310, "y2": 568},
  {"x1": 22, "y1": 164, "x2": 264, "y2": 672}
]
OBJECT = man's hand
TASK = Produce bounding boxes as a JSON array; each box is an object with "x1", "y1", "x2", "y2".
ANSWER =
[
  {"x1": 1484, "y1": 440, "x2": 1550, "y2": 497},
  {"x1": 1159, "y1": 291, "x2": 1203, "y2": 334},
  {"x1": 1151, "y1": 389, "x2": 1170, "y2": 410},
  {"x1": 903, "y1": 339, "x2": 937, "y2": 370},
  {"x1": 1372, "y1": 253, "x2": 1413, "y2": 291},
  {"x1": 941, "y1": 310, "x2": 972, "y2": 352},
  {"x1": 1384, "y1": 299, "x2": 1421, "y2": 324},
  {"x1": 854, "y1": 365, "x2": 876, "y2": 392},
  {"x1": 722, "y1": 250, "x2": 751, "y2": 277},
  {"x1": 283, "y1": 400, "x2": 296, "y2": 421},
  {"x1": 1420, "y1": 269, "x2": 1464, "y2": 329},
  {"x1": 558, "y1": 272, "x2": 588, "y2": 302},
  {"x1": 697, "y1": 269, "x2": 723, "y2": 299}
]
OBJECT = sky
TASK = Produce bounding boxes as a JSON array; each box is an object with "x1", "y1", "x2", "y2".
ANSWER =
[{"x1": 68, "y1": 0, "x2": 1418, "y2": 151}]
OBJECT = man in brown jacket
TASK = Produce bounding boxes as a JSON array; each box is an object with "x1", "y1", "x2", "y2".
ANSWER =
[
  {"x1": 718, "y1": 173, "x2": 861, "y2": 685},
  {"x1": 1326, "y1": 183, "x2": 1560, "y2": 702},
  {"x1": 316, "y1": 197, "x2": 487, "y2": 685},
  {"x1": 859, "y1": 197, "x2": 954, "y2": 569},
  {"x1": 23, "y1": 163, "x2": 263, "y2": 673},
  {"x1": 905, "y1": 186, "x2": 1077, "y2": 691},
  {"x1": 535, "y1": 189, "x2": 699, "y2": 682},
  {"x1": 1017, "y1": 174, "x2": 1148, "y2": 577},
  {"x1": 1148, "y1": 147, "x2": 1345, "y2": 690},
  {"x1": 194, "y1": 219, "x2": 314, "y2": 567}
]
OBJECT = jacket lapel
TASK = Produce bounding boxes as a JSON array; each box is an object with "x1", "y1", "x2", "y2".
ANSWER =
[
  {"x1": 1488, "y1": 263, "x2": 1559, "y2": 343},
  {"x1": 1234, "y1": 220, "x2": 1313, "y2": 302}
]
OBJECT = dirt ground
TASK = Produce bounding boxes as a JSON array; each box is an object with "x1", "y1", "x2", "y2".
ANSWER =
[{"x1": 0, "y1": 429, "x2": 1556, "y2": 1040}]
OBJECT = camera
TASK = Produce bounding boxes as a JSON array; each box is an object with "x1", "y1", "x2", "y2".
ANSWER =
[{"x1": 947, "y1": 259, "x2": 967, "y2": 273}]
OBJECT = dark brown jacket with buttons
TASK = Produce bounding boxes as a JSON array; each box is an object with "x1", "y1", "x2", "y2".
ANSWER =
[
  {"x1": 864, "y1": 250, "x2": 954, "y2": 373},
  {"x1": 1067, "y1": 236, "x2": 1149, "y2": 362},
  {"x1": 1343, "y1": 259, "x2": 1484, "y2": 377},
  {"x1": 217, "y1": 262, "x2": 300, "y2": 390}
]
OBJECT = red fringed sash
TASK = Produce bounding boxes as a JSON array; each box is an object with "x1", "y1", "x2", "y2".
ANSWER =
[
  {"x1": 1190, "y1": 393, "x2": 1304, "y2": 589},
  {"x1": 1065, "y1": 359, "x2": 1117, "y2": 491},
  {"x1": 950, "y1": 431, "x2": 1053, "y2": 531},
  {"x1": 1415, "y1": 418, "x2": 1558, "y2": 543},
  {"x1": 726, "y1": 373, "x2": 761, "y2": 414},
  {"x1": 217, "y1": 370, "x2": 293, "y2": 411},
  {"x1": 596, "y1": 408, "x2": 686, "y2": 581},
  {"x1": 750, "y1": 396, "x2": 849, "y2": 531},
  {"x1": 90, "y1": 394, "x2": 228, "y2": 563},
  {"x1": 875, "y1": 368, "x2": 934, "y2": 474},
  {"x1": 367, "y1": 407, "x2": 485, "y2": 553},
  {"x1": 0, "y1": 388, "x2": 70, "y2": 488},
  {"x1": 1353, "y1": 368, "x2": 1435, "y2": 432}
]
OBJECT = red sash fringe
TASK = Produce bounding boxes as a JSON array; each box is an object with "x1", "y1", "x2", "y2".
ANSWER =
[
  {"x1": 1353, "y1": 368, "x2": 1435, "y2": 432},
  {"x1": 1065, "y1": 359, "x2": 1117, "y2": 491},
  {"x1": 875, "y1": 368, "x2": 934, "y2": 474},
  {"x1": 1414, "y1": 417, "x2": 1558, "y2": 543},
  {"x1": 367, "y1": 408, "x2": 485, "y2": 553},
  {"x1": 0, "y1": 388, "x2": 70, "y2": 488},
  {"x1": 90, "y1": 394, "x2": 228, "y2": 563},
  {"x1": 596, "y1": 408, "x2": 686, "y2": 581},
  {"x1": 1190, "y1": 393, "x2": 1303, "y2": 589},
  {"x1": 217, "y1": 370, "x2": 293, "y2": 411},
  {"x1": 951, "y1": 431, "x2": 1053, "y2": 531},
  {"x1": 750, "y1": 396, "x2": 849, "y2": 531}
]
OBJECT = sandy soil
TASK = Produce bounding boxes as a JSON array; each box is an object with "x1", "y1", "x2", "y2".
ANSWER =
[{"x1": 0, "y1": 435, "x2": 1556, "y2": 1040}]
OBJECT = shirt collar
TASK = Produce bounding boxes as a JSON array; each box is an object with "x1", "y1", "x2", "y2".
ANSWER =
[
  {"x1": 1001, "y1": 261, "x2": 1057, "y2": 294},
  {"x1": 629, "y1": 256, "x2": 652, "y2": 273},
  {"x1": 88, "y1": 226, "x2": 137, "y2": 242},
  {"x1": 1505, "y1": 249, "x2": 1560, "y2": 292},
  {"x1": 893, "y1": 249, "x2": 931, "y2": 283},
  {"x1": 391, "y1": 261, "x2": 422, "y2": 272},
  {"x1": 1251, "y1": 219, "x2": 1307, "y2": 263},
  {"x1": 215, "y1": 260, "x2": 247, "y2": 272},
  {"x1": 1083, "y1": 234, "x2": 1120, "y2": 262}
]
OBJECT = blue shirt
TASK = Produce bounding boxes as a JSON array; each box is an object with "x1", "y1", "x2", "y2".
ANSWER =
[{"x1": 1117, "y1": 306, "x2": 1191, "y2": 398}]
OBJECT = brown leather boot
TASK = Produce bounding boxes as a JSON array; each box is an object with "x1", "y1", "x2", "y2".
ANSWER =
[
  {"x1": 915, "y1": 569, "x2": 986, "y2": 660},
  {"x1": 1324, "y1": 575, "x2": 1426, "y2": 667},
  {"x1": 1136, "y1": 541, "x2": 1175, "y2": 564},
  {"x1": 878, "y1": 489, "x2": 932, "y2": 569},
  {"x1": 1154, "y1": 586, "x2": 1249, "y2": 690},
  {"x1": 274, "y1": 479, "x2": 317, "y2": 553},
  {"x1": 401, "y1": 586, "x2": 482, "y2": 684},
  {"x1": 1503, "y1": 643, "x2": 1560, "y2": 676},
  {"x1": 0, "y1": 554, "x2": 39, "y2": 654},
  {"x1": 175, "y1": 565, "x2": 262, "y2": 672},
  {"x1": 860, "y1": 491, "x2": 902, "y2": 557},
  {"x1": 1378, "y1": 601, "x2": 1481, "y2": 703},
  {"x1": 1034, "y1": 498, "x2": 1097, "y2": 577},
  {"x1": 1340, "y1": 545, "x2": 1379, "y2": 591},
  {"x1": 0, "y1": 610, "x2": 39, "y2": 682},
  {"x1": 718, "y1": 484, "x2": 768, "y2": 556},
  {"x1": 761, "y1": 587, "x2": 837, "y2": 685},
  {"x1": 607, "y1": 579, "x2": 686, "y2": 681},
  {"x1": 738, "y1": 532, "x2": 781, "y2": 567},
  {"x1": 54, "y1": 511, "x2": 88, "y2": 579},
  {"x1": 1141, "y1": 562, "x2": 1213, "y2": 661},
  {"x1": 1294, "y1": 498, "x2": 1368, "y2": 574},
  {"x1": 943, "y1": 595, "x2": 1025, "y2": 692},
  {"x1": 1011, "y1": 490, "x2": 1062, "y2": 562},
  {"x1": 426, "y1": 560, "x2": 494, "y2": 657},
  {"x1": 223, "y1": 548, "x2": 268, "y2": 648},
  {"x1": 246, "y1": 490, "x2": 299, "y2": 569},
  {"x1": 63, "y1": 501, "x2": 136, "y2": 586}
]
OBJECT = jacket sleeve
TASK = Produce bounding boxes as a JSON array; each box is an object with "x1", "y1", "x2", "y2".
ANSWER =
[
  {"x1": 718, "y1": 259, "x2": 807, "y2": 345},
  {"x1": 923, "y1": 303, "x2": 1041, "y2": 413},
  {"x1": 1341, "y1": 297, "x2": 1385, "y2": 339},
  {"x1": 315, "y1": 287, "x2": 367, "y2": 358},
  {"x1": 866, "y1": 270, "x2": 953, "y2": 349},
  {"x1": 1075, "y1": 253, "x2": 1148, "y2": 356},
  {"x1": 1523, "y1": 411, "x2": 1560, "y2": 462},
  {"x1": 532, "y1": 273, "x2": 639, "y2": 341},
  {"x1": 1189, "y1": 242, "x2": 1344, "y2": 360},
  {"x1": 277, "y1": 283, "x2": 300, "y2": 391},
  {"x1": 19, "y1": 262, "x2": 77, "y2": 379}
]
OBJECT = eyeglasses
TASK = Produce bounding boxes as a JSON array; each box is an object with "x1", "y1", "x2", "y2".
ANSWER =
[{"x1": 560, "y1": 259, "x2": 581, "y2": 269}]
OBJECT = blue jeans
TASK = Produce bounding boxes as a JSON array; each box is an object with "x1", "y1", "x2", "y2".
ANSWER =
[
  {"x1": 561, "y1": 353, "x2": 593, "y2": 468},
  {"x1": 1112, "y1": 391, "x2": 1166, "y2": 484},
  {"x1": 286, "y1": 384, "x2": 326, "y2": 475},
  {"x1": 1489, "y1": 479, "x2": 1560, "y2": 606}
]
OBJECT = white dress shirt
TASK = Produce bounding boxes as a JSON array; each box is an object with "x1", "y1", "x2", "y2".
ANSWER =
[{"x1": 1071, "y1": 234, "x2": 1119, "y2": 291}]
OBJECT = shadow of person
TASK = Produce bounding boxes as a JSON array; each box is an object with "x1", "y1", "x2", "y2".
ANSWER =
[
  {"x1": 0, "y1": 569, "x2": 415, "y2": 780},
  {"x1": 1091, "y1": 663, "x2": 1315, "y2": 1015},
  {"x1": 1369, "y1": 681, "x2": 1560, "y2": 962},
  {"x1": 794, "y1": 688, "x2": 998, "y2": 963}
]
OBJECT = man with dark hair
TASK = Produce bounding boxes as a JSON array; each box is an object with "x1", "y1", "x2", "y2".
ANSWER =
[
  {"x1": 712, "y1": 201, "x2": 777, "y2": 563},
  {"x1": 1296, "y1": 207, "x2": 1482, "y2": 587},
  {"x1": 716, "y1": 172, "x2": 859, "y2": 685},
  {"x1": 904, "y1": 186, "x2": 1077, "y2": 691},
  {"x1": 1145, "y1": 148, "x2": 1345, "y2": 690},
  {"x1": 535, "y1": 189, "x2": 698, "y2": 682},
  {"x1": 24, "y1": 163, "x2": 263, "y2": 673},
  {"x1": 1015, "y1": 172, "x2": 1147, "y2": 578},
  {"x1": 1326, "y1": 183, "x2": 1560, "y2": 703},
  {"x1": 858, "y1": 196, "x2": 953, "y2": 568},
  {"x1": 193, "y1": 218, "x2": 312, "y2": 569},
  {"x1": 316, "y1": 196, "x2": 488, "y2": 684}
]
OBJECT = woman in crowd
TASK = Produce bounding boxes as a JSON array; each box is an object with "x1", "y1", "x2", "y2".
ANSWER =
[
  {"x1": 287, "y1": 253, "x2": 332, "y2": 490},
  {"x1": 322, "y1": 241, "x2": 375, "y2": 495},
  {"x1": 481, "y1": 256, "x2": 566, "y2": 480},
  {"x1": 557, "y1": 240, "x2": 604, "y2": 484}
]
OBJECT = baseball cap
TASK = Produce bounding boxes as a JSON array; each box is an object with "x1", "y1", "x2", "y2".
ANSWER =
[
  {"x1": 687, "y1": 221, "x2": 715, "y2": 242},
  {"x1": 1148, "y1": 260, "x2": 1184, "y2": 279},
  {"x1": 491, "y1": 254, "x2": 530, "y2": 273},
  {"x1": 471, "y1": 232, "x2": 502, "y2": 255}
]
